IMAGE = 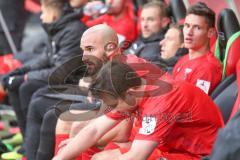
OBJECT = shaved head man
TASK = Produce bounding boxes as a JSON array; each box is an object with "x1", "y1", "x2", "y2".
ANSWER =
[
  {"x1": 81, "y1": 24, "x2": 121, "y2": 75},
  {"x1": 52, "y1": 23, "x2": 159, "y2": 160}
]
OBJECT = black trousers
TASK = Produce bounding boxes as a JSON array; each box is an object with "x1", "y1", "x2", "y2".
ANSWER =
[
  {"x1": 8, "y1": 80, "x2": 46, "y2": 136},
  {"x1": 25, "y1": 87, "x2": 59, "y2": 160},
  {"x1": 25, "y1": 86, "x2": 98, "y2": 160}
]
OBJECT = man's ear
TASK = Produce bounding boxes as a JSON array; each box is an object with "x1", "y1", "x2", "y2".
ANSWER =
[
  {"x1": 208, "y1": 28, "x2": 216, "y2": 38},
  {"x1": 162, "y1": 17, "x2": 171, "y2": 28},
  {"x1": 124, "y1": 88, "x2": 137, "y2": 106},
  {"x1": 105, "y1": 42, "x2": 118, "y2": 57}
]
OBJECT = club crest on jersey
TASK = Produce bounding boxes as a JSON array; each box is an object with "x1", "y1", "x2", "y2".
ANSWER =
[
  {"x1": 139, "y1": 116, "x2": 157, "y2": 135},
  {"x1": 184, "y1": 68, "x2": 192, "y2": 79}
]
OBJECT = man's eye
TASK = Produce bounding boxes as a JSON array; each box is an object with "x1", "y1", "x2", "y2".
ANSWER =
[
  {"x1": 184, "y1": 24, "x2": 189, "y2": 28},
  {"x1": 86, "y1": 48, "x2": 94, "y2": 52},
  {"x1": 194, "y1": 26, "x2": 201, "y2": 30}
]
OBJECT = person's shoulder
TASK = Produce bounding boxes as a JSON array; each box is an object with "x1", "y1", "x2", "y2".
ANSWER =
[
  {"x1": 67, "y1": 19, "x2": 87, "y2": 31},
  {"x1": 202, "y1": 52, "x2": 222, "y2": 70},
  {"x1": 62, "y1": 20, "x2": 87, "y2": 39},
  {"x1": 206, "y1": 52, "x2": 222, "y2": 65}
]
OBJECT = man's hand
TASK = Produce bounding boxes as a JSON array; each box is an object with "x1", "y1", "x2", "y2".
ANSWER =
[
  {"x1": 58, "y1": 138, "x2": 73, "y2": 151},
  {"x1": 2, "y1": 75, "x2": 25, "y2": 90},
  {"x1": 79, "y1": 77, "x2": 92, "y2": 91}
]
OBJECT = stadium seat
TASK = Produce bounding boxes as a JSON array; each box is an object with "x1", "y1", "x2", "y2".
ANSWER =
[
  {"x1": 215, "y1": 8, "x2": 240, "y2": 78},
  {"x1": 210, "y1": 74, "x2": 236, "y2": 99},
  {"x1": 168, "y1": 0, "x2": 186, "y2": 23},
  {"x1": 228, "y1": 60, "x2": 240, "y2": 120},
  {"x1": 213, "y1": 79, "x2": 237, "y2": 123},
  {"x1": 213, "y1": 60, "x2": 240, "y2": 123},
  {"x1": 133, "y1": 0, "x2": 148, "y2": 10}
]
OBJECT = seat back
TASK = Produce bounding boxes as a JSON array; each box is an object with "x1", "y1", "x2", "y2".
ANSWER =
[
  {"x1": 229, "y1": 60, "x2": 240, "y2": 120},
  {"x1": 223, "y1": 33, "x2": 240, "y2": 77},
  {"x1": 214, "y1": 80, "x2": 237, "y2": 123},
  {"x1": 168, "y1": 0, "x2": 186, "y2": 23},
  {"x1": 210, "y1": 74, "x2": 236, "y2": 99},
  {"x1": 215, "y1": 8, "x2": 240, "y2": 78}
]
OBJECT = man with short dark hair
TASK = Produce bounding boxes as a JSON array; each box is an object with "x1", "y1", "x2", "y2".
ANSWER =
[{"x1": 171, "y1": 2, "x2": 222, "y2": 94}]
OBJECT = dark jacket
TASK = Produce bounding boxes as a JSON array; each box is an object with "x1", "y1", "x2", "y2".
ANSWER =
[
  {"x1": 0, "y1": 0, "x2": 26, "y2": 32},
  {"x1": 126, "y1": 26, "x2": 168, "y2": 64},
  {"x1": 157, "y1": 47, "x2": 188, "y2": 73},
  {"x1": 0, "y1": 0, "x2": 27, "y2": 54},
  {"x1": 26, "y1": 7, "x2": 87, "y2": 84}
]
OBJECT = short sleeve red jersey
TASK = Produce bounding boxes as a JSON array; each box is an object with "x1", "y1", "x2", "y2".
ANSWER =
[
  {"x1": 172, "y1": 51, "x2": 222, "y2": 94},
  {"x1": 106, "y1": 81, "x2": 224, "y2": 157}
]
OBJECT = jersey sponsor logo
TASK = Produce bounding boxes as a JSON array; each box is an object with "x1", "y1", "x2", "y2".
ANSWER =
[
  {"x1": 196, "y1": 79, "x2": 211, "y2": 94},
  {"x1": 139, "y1": 116, "x2": 157, "y2": 135}
]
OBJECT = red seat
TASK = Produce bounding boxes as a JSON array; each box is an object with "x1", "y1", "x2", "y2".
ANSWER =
[
  {"x1": 24, "y1": 0, "x2": 41, "y2": 13},
  {"x1": 215, "y1": 8, "x2": 240, "y2": 78},
  {"x1": 225, "y1": 35, "x2": 240, "y2": 77}
]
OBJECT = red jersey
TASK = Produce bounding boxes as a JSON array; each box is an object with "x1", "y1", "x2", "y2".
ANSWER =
[
  {"x1": 113, "y1": 54, "x2": 165, "y2": 85},
  {"x1": 172, "y1": 51, "x2": 222, "y2": 94},
  {"x1": 106, "y1": 81, "x2": 224, "y2": 159},
  {"x1": 86, "y1": 3, "x2": 137, "y2": 42}
]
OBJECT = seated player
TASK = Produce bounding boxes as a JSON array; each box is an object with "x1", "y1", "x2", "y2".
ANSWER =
[
  {"x1": 126, "y1": 1, "x2": 171, "y2": 64},
  {"x1": 171, "y1": 2, "x2": 222, "y2": 94},
  {"x1": 53, "y1": 60, "x2": 224, "y2": 160}
]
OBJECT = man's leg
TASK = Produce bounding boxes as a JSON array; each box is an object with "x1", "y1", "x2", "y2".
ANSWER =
[
  {"x1": 25, "y1": 87, "x2": 60, "y2": 160},
  {"x1": 19, "y1": 80, "x2": 46, "y2": 132},
  {"x1": 8, "y1": 83, "x2": 24, "y2": 134},
  {"x1": 36, "y1": 101, "x2": 83, "y2": 159},
  {"x1": 36, "y1": 109, "x2": 59, "y2": 160}
]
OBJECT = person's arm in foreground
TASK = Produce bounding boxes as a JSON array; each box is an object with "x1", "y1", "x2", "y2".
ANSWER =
[{"x1": 53, "y1": 114, "x2": 119, "y2": 160}]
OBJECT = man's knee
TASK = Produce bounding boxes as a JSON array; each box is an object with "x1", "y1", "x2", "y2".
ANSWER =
[
  {"x1": 43, "y1": 109, "x2": 58, "y2": 124},
  {"x1": 31, "y1": 86, "x2": 49, "y2": 100}
]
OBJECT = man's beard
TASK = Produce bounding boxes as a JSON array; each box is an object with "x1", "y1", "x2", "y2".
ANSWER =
[{"x1": 84, "y1": 53, "x2": 109, "y2": 77}]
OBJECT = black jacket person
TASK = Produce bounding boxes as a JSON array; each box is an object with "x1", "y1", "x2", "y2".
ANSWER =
[{"x1": 1, "y1": 0, "x2": 87, "y2": 141}]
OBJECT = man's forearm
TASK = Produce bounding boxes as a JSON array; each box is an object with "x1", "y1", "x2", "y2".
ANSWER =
[{"x1": 56, "y1": 125, "x2": 99, "y2": 159}]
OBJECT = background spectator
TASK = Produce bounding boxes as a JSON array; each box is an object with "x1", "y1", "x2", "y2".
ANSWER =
[
  {"x1": 1, "y1": 0, "x2": 87, "y2": 158},
  {"x1": 126, "y1": 1, "x2": 171, "y2": 64},
  {"x1": 85, "y1": 0, "x2": 137, "y2": 42},
  {"x1": 158, "y1": 23, "x2": 188, "y2": 72}
]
